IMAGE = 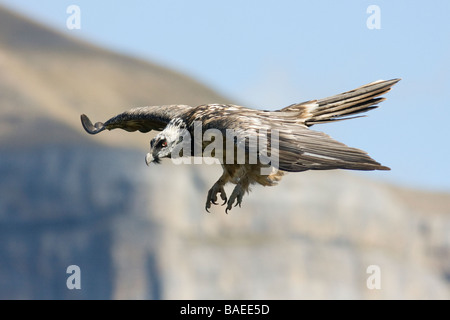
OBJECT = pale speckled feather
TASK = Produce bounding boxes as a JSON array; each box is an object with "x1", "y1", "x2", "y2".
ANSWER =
[{"x1": 281, "y1": 78, "x2": 400, "y2": 126}]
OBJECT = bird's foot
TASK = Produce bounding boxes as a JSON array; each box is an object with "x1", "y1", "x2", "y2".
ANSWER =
[
  {"x1": 225, "y1": 184, "x2": 245, "y2": 213},
  {"x1": 205, "y1": 182, "x2": 227, "y2": 212}
]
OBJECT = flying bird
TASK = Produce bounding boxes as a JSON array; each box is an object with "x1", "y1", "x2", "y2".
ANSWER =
[{"x1": 81, "y1": 78, "x2": 400, "y2": 212}]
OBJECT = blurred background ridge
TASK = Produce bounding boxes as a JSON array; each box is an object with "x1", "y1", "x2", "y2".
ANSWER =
[{"x1": 0, "y1": 5, "x2": 449, "y2": 299}]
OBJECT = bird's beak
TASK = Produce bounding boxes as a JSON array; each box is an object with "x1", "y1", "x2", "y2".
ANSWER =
[{"x1": 145, "y1": 152, "x2": 154, "y2": 166}]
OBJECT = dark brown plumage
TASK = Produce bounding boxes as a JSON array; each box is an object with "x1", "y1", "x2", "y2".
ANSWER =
[{"x1": 81, "y1": 78, "x2": 400, "y2": 212}]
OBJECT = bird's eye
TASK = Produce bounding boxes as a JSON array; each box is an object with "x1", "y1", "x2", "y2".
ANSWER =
[{"x1": 161, "y1": 140, "x2": 167, "y2": 148}]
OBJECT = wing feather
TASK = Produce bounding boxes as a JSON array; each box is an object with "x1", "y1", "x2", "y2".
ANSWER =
[
  {"x1": 197, "y1": 104, "x2": 389, "y2": 172},
  {"x1": 81, "y1": 104, "x2": 193, "y2": 134},
  {"x1": 275, "y1": 125, "x2": 389, "y2": 172},
  {"x1": 280, "y1": 79, "x2": 400, "y2": 126}
]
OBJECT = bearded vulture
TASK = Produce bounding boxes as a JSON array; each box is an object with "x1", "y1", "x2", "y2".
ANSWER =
[{"x1": 81, "y1": 78, "x2": 400, "y2": 212}]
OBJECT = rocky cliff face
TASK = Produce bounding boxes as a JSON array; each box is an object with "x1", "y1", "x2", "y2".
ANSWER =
[
  {"x1": 0, "y1": 6, "x2": 448, "y2": 299},
  {"x1": 1, "y1": 145, "x2": 449, "y2": 299}
]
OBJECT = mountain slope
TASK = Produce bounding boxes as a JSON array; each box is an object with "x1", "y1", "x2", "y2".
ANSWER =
[{"x1": 0, "y1": 6, "x2": 229, "y2": 149}]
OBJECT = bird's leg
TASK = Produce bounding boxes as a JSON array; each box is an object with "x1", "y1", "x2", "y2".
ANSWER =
[
  {"x1": 205, "y1": 177, "x2": 228, "y2": 212},
  {"x1": 225, "y1": 180, "x2": 248, "y2": 213}
]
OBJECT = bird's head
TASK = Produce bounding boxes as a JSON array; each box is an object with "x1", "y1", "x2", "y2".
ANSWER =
[{"x1": 145, "y1": 118, "x2": 187, "y2": 165}]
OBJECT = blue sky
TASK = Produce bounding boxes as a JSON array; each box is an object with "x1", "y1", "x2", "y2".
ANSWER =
[{"x1": 1, "y1": 0, "x2": 449, "y2": 192}]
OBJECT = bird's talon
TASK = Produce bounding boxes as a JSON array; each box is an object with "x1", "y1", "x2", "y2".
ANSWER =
[
  {"x1": 226, "y1": 184, "x2": 245, "y2": 212},
  {"x1": 205, "y1": 182, "x2": 228, "y2": 212}
]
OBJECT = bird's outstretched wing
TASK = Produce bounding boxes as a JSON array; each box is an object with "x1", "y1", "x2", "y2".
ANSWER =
[
  {"x1": 273, "y1": 125, "x2": 390, "y2": 172},
  {"x1": 197, "y1": 79, "x2": 400, "y2": 172},
  {"x1": 81, "y1": 104, "x2": 194, "y2": 134},
  {"x1": 280, "y1": 78, "x2": 400, "y2": 126},
  {"x1": 199, "y1": 108, "x2": 389, "y2": 172}
]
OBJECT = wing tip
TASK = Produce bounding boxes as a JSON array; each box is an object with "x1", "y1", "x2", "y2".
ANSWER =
[
  {"x1": 371, "y1": 78, "x2": 401, "y2": 84},
  {"x1": 384, "y1": 78, "x2": 401, "y2": 88},
  {"x1": 80, "y1": 114, "x2": 105, "y2": 135},
  {"x1": 377, "y1": 164, "x2": 391, "y2": 171}
]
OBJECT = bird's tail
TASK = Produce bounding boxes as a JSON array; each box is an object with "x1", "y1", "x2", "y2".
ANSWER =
[{"x1": 281, "y1": 78, "x2": 400, "y2": 126}]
